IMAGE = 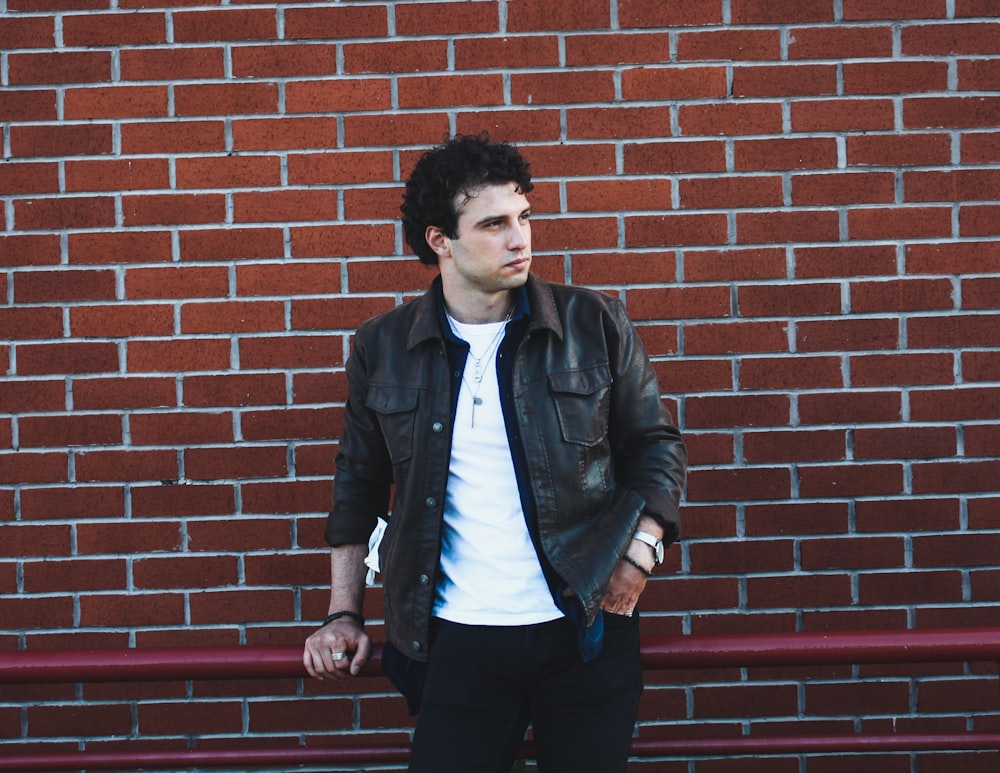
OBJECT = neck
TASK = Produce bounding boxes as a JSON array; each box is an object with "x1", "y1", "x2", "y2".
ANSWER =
[{"x1": 444, "y1": 291, "x2": 514, "y2": 324}]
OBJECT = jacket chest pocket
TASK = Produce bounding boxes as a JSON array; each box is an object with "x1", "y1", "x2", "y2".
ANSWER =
[
  {"x1": 366, "y1": 385, "x2": 419, "y2": 464},
  {"x1": 548, "y1": 365, "x2": 612, "y2": 447}
]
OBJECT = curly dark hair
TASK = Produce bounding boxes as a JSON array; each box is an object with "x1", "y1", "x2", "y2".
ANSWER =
[{"x1": 401, "y1": 134, "x2": 534, "y2": 265}]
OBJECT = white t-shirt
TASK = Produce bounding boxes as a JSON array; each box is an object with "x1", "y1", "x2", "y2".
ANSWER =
[{"x1": 433, "y1": 316, "x2": 563, "y2": 625}]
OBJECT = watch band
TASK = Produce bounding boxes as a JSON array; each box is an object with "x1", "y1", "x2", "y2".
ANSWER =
[{"x1": 632, "y1": 530, "x2": 664, "y2": 565}]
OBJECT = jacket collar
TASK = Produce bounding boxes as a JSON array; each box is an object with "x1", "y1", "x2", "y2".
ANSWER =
[{"x1": 405, "y1": 273, "x2": 564, "y2": 351}]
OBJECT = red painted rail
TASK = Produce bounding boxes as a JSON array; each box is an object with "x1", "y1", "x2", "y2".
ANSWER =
[{"x1": 2, "y1": 627, "x2": 999, "y2": 770}]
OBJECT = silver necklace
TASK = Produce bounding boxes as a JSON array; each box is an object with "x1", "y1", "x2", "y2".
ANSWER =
[{"x1": 447, "y1": 305, "x2": 514, "y2": 427}]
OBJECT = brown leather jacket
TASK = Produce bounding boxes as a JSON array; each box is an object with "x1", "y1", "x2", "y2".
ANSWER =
[{"x1": 325, "y1": 274, "x2": 686, "y2": 661}]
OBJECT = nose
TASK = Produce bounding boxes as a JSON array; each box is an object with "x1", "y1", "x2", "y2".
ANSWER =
[{"x1": 508, "y1": 219, "x2": 529, "y2": 251}]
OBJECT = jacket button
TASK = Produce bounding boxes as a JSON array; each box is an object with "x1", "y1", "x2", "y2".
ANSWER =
[
  {"x1": 425, "y1": 496, "x2": 437, "y2": 508},
  {"x1": 432, "y1": 422, "x2": 443, "y2": 433},
  {"x1": 411, "y1": 641, "x2": 422, "y2": 652},
  {"x1": 419, "y1": 574, "x2": 430, "y2": 585}
]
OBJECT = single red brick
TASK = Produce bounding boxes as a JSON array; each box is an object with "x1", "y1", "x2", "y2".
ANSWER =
[
  {"x1": 677, "y1": 28, "x2": 781, "y2": 61},
  {"x1": 788, "y1": 25, "x2": 894, "y2": 59},
  {"x1": 908, "y1": 313, "x2": 1000, "y2": 349},
  {"x1": 125, "y1": 265, "x2": 230, "y2": 300},
  {"x1": 62, "y1": 11, "x2": 165, "y2": 45},
  {"x1": 735, "y1": 137, "x2": 839, "y2": 171},
  {"x1": 685, "y1": 321, "x2": 790, "y2": 355},
  {"x1": 72, "y1": 376, "x2": 177, "y2": 410},
  {"x1": 284, "y1": 4, "x2": 388, "y2": 39},
  {"x1": 680, "y1": 175, "x2": 783, "y2": 209},
  {"x1": 737, "y1": 209, "x2": 841, "y2": 245},
  {"x1": 120, "y1": 46, "x2": 225, "y2": 81},
  {"x1": 180, "y1": 300, "x2": 285, "y2": 335},
  {"x1": 0, "y1": 88, "x2": 58, "y2": 122},
  {"x1": 0, "y1": 161, "x2": 59, "y2": 194},
  {"x1": 133, "y1": 555, "x2": 240, "y2": 589},
  {"x1": 743, "y1": 429, "x2": 846, "y2": 463},
  {"x1": 19, "y1": 413, "x2": 123, "y2": 448},
  {"x1": 342, "y1": 111, "x2": 450, "y2": 148},
  {"x1": 75, "y1": 449, "x2": 179, "y2": 483},
  {"x1": 653, "y1": 358, "x2": 733, "y2": 394},
  {"x1": 15, "y1": 195, "x2": 116, "y2": 230},
  {"x1": 130, "y1": 411, "x2": 234, "y2": 446},
  {"x1": 19, "y1": 485, "x2": 125, "y2": 521},
  {"x1": 173, "y1": 7, "x2": 274, "y2": 42},
  {"x1": 843, "y1": 0, "x2": 946, "y2": 19},
  {"x1": 232, "y1": 44, "x2": 337, "y2": 78},
  {"x1": 625, "y1": 213, "x2": 728, "y2": 248},
  {"x1": 69, "y1": 230, "x2": 173, "y2": 265},
  {"x1": 285, "y1": 80, "x2": 391, "y2": 115},
  {"x1": 680, "y1": 102, "x2": 784, "y2": 136},
  {"x1": 241, "y1": 480, "x2": 334, "y2": 515},
  {"x1": 131, "y1": 483, "x2": 235, "y2": 518},
  {"x1": 0, "y1": 14, "x2": 54, "y2": 48},
  {"x1": 687, "y1": 394, "x2": 791, "y2": 429},
  {"x1": 126, "y1": 338, "x2": 231, "y2": 374},
  {"x1": 233, "y1": 189, "x2": 339, "y2": 223},
  {"x1": 291, "y1": 296, "x2": 396, "y2": 332},
  {"x1": 123, "y1": 193, "x2": 226, "y2": 226},
  {"x1": 512, "y1": 70, "x2": 616, "y2": 106},
  {"x1": 572, "y1": 251, "x2": 678, "y2": 286},
  {"x1": 1, "y1": 448, "x2": 68, "y2": 485},
  {"x1": 855, "y1": 426, "x2": 958, "y2": 460},
  {"x1": 797, "y1": 317, "x2": 900, "y2": 352},
  {"x1": 733, "y1": 64, "x2": 838, "y2": 98},
  {"x1": 65, "y1": 157, "x2": 170, "y2": 192},
  {"x1": 905, "y1": 96, "x2": 1000, "y2": 129},
  {"x1": 175, "y1": 155, "x2": 281, "y2": 189},
  {"x1": 63, "y1": 84, "x2": 169, "y2": 119},
  {"x1": 903, "y1": 20, "x2": 1000, "y2": 55},
  {"x1": 14, "y1": 268, "x2": 117, "y2": 303},
  {"x1": 238, "y1": 336, "x2": 343, "y2": 370},
  {"x1": 343, "y1": 39, "x2": 447, "y2": 75},
  {"x1": 122, "y1": 119, "x2": 226, "y2": 154},
  {"x1": 70, "y1": 304, "x2": 174, "y2": 338},
  {"x1": 0, "y1": 307, "x2": 64, "y2": 340},
  {"x1": 180, "y1": 227, "x2": 285, "y2": 262},
  {"x1": 290, "y1": 224, "x2": 395, "y2": 259},
  {"x1": 8, "y1": 50, "x2": 110, "y2": 86},
  {"x1": 798, "y1": 390, "x2": 902, "y2": 425},
  {"x1": 174, "y1": 82, "x2": 278, "y2": 116},
  {"x1": 23, "y1": 558, "x2": 127, "y2": 593},
  {"x1": 396, "y1": 1, "x2": 498, "y2": 34},
  {"x1": 456, "y1": 34, "x2": 561, "y2": 69},
  {"x1": 791, "y1": 98, "x2": 895, "y2": 132},
  {"x1": 850, "y1": 353, "x2": 955, "y2": 387},
  {"x1": 740, "y1": 356, "x2": 844, "y2": 391},
  {"x1": 181, "y1": 373, "x2": 287, "y2": 408},
  {"x1": 627, "y1": 285, "x2": 731, "y2": 321},
  {"x1": 792, "y1": 171, "x2": 896, "y2": 205}
]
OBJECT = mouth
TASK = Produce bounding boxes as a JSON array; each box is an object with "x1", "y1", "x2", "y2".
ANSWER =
[{"x1": 505, "y1": 255, "x2": 531, "y2": 270}]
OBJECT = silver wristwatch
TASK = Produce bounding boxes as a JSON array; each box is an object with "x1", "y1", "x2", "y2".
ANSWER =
[{"x1": 632, "y1": 530, "x2": 664, "y2": 566}]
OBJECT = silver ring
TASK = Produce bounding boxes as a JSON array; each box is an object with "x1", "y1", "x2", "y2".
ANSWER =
[
  {"x1": 624, "y1": 610, "x2": 633, "y2": 617},
  {"x1": 330, "y1": 651, "x2": 346, "y2": 662}
]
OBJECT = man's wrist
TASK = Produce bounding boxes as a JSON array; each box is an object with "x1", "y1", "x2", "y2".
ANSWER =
[{"x1": 321, "y1": 610, "x2": 365, "y2": 628}]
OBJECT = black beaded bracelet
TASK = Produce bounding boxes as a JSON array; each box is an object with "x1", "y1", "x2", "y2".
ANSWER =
[
  {"x1": 620, "y1": 554, "x2": 652, "y2": 578},
  {"x1": 321, "y1": 610, "x2": 365, "y2": 627}
]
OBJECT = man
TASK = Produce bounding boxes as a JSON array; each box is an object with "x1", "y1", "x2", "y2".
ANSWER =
[{"x1": 304, "y1": 135, "x2": 686, "y2": 772}]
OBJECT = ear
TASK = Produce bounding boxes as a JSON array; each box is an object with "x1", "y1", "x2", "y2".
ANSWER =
[{"x1": 425, "y1": 226, "x2": 451, "y2": 260}]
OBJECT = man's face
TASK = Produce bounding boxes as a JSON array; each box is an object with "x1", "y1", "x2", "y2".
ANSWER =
[{"x1": 430, "y1": 181, "x2": 532, "y2": 302}]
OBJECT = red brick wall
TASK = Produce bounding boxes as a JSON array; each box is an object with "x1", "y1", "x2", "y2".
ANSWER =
[{"x1": 2, "y1": 1, "x2": 999, "y2": 771}]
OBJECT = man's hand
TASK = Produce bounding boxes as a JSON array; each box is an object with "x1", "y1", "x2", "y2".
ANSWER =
[
  {"x1": 303, "y1": 617, "x2": 371, "y2": 680},
  {"x1": 600, "y1": 554, "x2": 649, "y2": 616}
]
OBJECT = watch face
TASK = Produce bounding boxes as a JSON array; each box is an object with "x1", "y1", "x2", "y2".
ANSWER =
[{"x1": 654, "y1": 541, "x2": 664, "y2": 565}]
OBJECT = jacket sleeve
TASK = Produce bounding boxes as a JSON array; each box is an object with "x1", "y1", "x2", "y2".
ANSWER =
[
  {"x1": 325, "y1": 330, "x2": 394, "y2": 548},
  {"x1": 606, "y1": 299, "x2": 687, "y2": 546}
]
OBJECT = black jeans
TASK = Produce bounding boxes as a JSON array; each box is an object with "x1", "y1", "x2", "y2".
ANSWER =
[{"x1": 408, "y1": 614, "x2": 643, "y2": 773}]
